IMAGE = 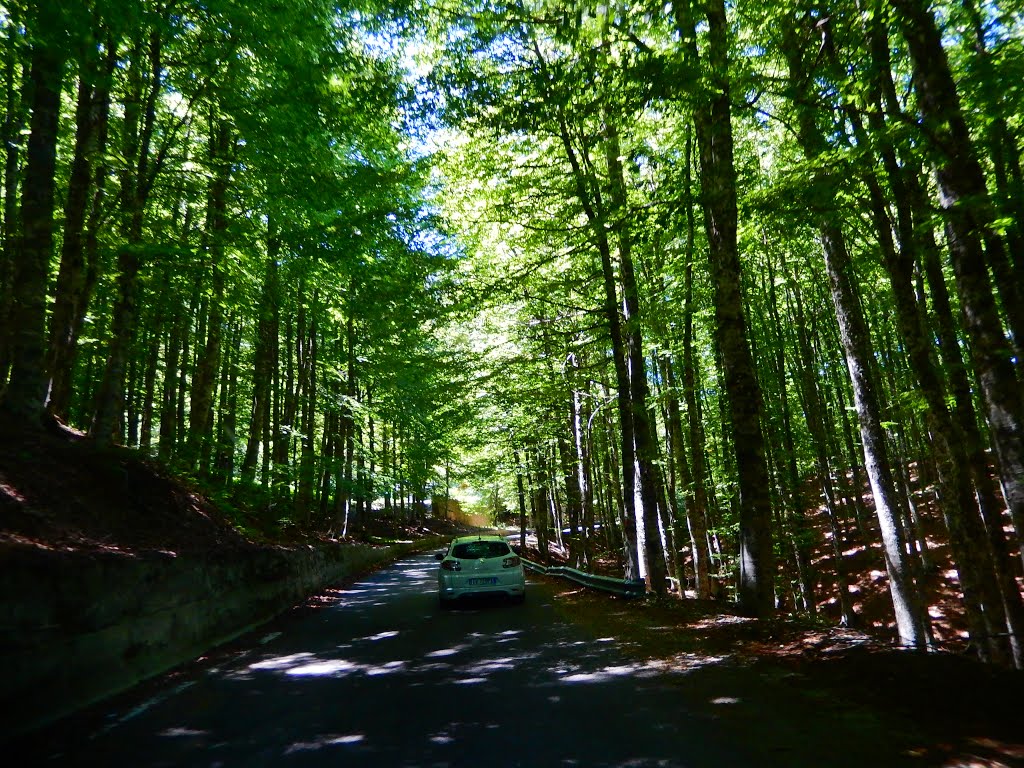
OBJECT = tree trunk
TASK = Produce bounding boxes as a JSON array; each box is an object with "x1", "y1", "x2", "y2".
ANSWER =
[
  {"x1": 680, "y1": 174, "x2": 714, "y2": 599},
  {"x1": 604, "y1": 115, "x2": 668, "y2": 594},
  {"x1": 530, "y1": 36, "x2": 641, "y2": 581},
  {"x1": 765, "y1": 249, "x2": 817, "y2": 614},
  {"x1": 296, "y1": 304, "x2": 317, "y2": 524},
  {"x1": 91, "y1": 31, "x2": 163, "y2": 445},
  {"x1": 845, "y1": 33, "x2": 1017, "y2": 661},
  {"x1": 575, "y1": 382, "x2": 596, "y2": 569},
  {"x1": 188, "y1": 120, "x2": 233, "y2": 467},
  {"x1": 515, "y1": 448, "x2": 529, "y2": 551},
  {"x1": 787, "y1": 267, "x2": 857, "y2": 625},
  {"x1": 674, "y1": 0, "x2": 775, "y2": 616},
  {"x1": 783, "y1": 20, "x2": 930, "y2": 647},
  {"x1": 665, "y1": 355, "x2": 710, "y2": 598},
  {"x1": 242, "y1": 225, "x2": 280, "y2": 484},
  {"x1": 0, "y1": 18, "x2": 27, "y2": 385},
  {"x1": 892, "y1": 0, "x2": 1024, "y2": 571},
  {"x1": 158, "y1": 311, "x2": 184, "y2": 460},
  {"x1": 1, "y1": 14, "x2": 65, "y2": 420},
  {"x1": 339, "y1": 303, "x2": 357, "y2": 531},
  {"x1": 46, "y1": 38, "x2": 116, "y2": 420},
  {"x1": 139, "y1": 302, "x2": 163, "y2": 451}
]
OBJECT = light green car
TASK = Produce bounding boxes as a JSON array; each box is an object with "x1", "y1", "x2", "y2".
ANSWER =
[{"x1": 435, "y1": 535, "x2": 526, "y2": 608}]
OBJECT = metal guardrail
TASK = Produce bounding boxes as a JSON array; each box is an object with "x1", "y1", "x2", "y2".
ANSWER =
[{"x1": 521, "y1": 557, "x2": 647, "y2": 599}]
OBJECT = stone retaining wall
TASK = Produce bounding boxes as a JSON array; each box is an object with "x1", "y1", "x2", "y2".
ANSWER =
[{"x1": 0, "y1": 538, "x2": 444, "y2": 739}]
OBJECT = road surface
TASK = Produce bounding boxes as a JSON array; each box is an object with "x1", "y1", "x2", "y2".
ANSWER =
[{"x1": 22, "y1": 552, "x2": 761, "y2": 767}]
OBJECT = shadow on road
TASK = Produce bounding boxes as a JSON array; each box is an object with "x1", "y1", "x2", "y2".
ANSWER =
[{"x1": 19, "y1": 554, "x2": 981, "y2": 767}]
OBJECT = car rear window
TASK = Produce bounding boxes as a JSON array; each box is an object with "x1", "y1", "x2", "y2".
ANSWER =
[{"x1": 452, "y1": 541, "x2": 511, "y2": 559}]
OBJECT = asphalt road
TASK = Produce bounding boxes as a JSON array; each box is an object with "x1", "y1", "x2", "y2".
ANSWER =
[{"x1": 22, "y1": 552, "x2": 762, "y2": 767}]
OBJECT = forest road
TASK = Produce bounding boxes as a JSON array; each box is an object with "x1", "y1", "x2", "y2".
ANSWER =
[{"x1": 16, "y1": 551, "x2": 771, "y2": 768}]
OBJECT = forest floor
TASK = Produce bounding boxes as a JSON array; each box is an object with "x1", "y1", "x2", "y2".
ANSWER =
[{"x1": 1, "y1": 415, "x2": 1023, "y2": 765}]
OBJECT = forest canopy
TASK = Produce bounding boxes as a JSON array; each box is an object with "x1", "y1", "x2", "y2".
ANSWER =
[{"x1": 1, "y1": 0, "x2": 1023, "y2": 666}]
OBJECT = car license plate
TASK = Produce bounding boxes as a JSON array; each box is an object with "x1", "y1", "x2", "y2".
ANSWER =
[{"x1": 468, "y1": 577, "x2": 497, "y2": 586}]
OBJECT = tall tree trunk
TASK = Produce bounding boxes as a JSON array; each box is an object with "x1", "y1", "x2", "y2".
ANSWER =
[
  {"x1": 1, "y1": 9, "x2": 65, "y2": 420},
  {"x1": 845, "y1": 26, "x2": 1019, "y2": 661},
  {"x1": 340, "y1": 303, "x2": 357, "y2": 532},
  {"x1": 892, "y1": 0, "x2": 1024, "y2": 568},
  {"x1": 765, "y1": 249, "x2": 817, "y2": 614},
  {"x1": 68, "y1": 107, "x2": 117, "y2": 424},
  {"x1": 673, "y1": 0, "x2": 775, "y2": 616},
  {"x1": 242, "y1": 223, "x2": 280, "y2": 483},
  {"x1": 958, "y1": 0, "x2": 1024, "y2": 294},
  {"x1": 681, "y1": 177, "x2": 714, "y2": 599},
  {"x1": 273, "y1": 307, "x2": 294, "y2": 499},
  {"x1": 188, "y1": 120, "x2": 233, "y2": 468},
  {"x1": 530, "y1": 452, "x2": 550, "y2": 563},
  {"x1": 0, "y1": 17, "x2": 27, "y2": 385},
  {"x1": 158, "y1": 311, "x2": 184, "y2": 460},
  {"x1": 787, "y1": 267, "x2": 857, "y2": 625},
  {"x1": 514, "y1": 448, "x2": 528, "y2": 551},
  {"x1": 216, "y1": 320, "x2": 240, "y2": 485},
  {"x1": 139, "y1": 302, "x2": 163, "y2": 452},
  {"x1": 296, "y1": 304, "x2": 317, "y2": 523},
  {"x1": 557, "y1": 426, "x2": 584, "y2": 567},
  {"x1": 667, "y1": 138, "x2": 714, "y2": 599},
  {"x1": 954, "y1": 0, "x2": 1024, "y2": 365},
  {"x1": 530, "y1": 36, "x2": 641, "y2": 581},
  {"x1": 783, "y1": 20, "x2": 930, "y2": 648},
  {"x1": 91, "y1": 31, "x2": 163, "y2": 445},
  {"x1": 561, "y1": 352, "x2": 587, "y2": 567},
  {"x1": 46, "y1": 37, "x2": 116, "y2": 420},
  {"x1": 665, "y1": 356, "x2": 710, "y2": 598},
  {"x1": 604, "y1": 115, "x2": 668, "y2": 594}
]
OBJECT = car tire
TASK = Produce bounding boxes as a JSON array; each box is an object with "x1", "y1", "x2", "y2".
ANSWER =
[
  {"x1": 438, "y1": 596, "x2": 453, "y2": 611},
  {"x1": 511, "y1": 593, "x2": 526, "y2": 605}
]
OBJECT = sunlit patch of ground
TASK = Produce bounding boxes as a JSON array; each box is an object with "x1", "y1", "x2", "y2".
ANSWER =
[{"x1": 517, "y1": 463, "x2": 1022, "y2": 662}]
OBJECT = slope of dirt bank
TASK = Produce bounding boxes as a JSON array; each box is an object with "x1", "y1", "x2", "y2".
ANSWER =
[
  {"x1": 0, "y1": 417, "x2": 252, "y2": 557},
  {"x1": 0, "y1": 415, "x2": 465, "y2": 558}
]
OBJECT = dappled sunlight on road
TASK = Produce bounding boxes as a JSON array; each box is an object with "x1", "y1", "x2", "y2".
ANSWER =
[
  {"x1": 197, "y1": 555, "x2": 737, "y2": 766},
  {"x1": 41, "y1": 552, "x2": 750, "y2": 768},
  {"x1": 30, "y1": 551, "x2": 1024, "y2": 768},
  {"x1": 247, "y1": 652, "x2": 315, "y2": 671},
  {"x1": 556, "y1": 663, "x2": 664, "y2": 684},
  {"x1": 357, "y1": 630, "x2": 401, "y2": 641},
  {"x1": 160, "y1": 727, "x2": 209, "y2": 738},
  {"x1": 425, "y1": 644, "x2": 469, "y2": 658},
  {"x1": 284, "y1": 733, "x2": 366, "y2": 754},
  {"x1": 242, "y1": 625, "x2": 595, "y2": 687},
  {"x1": 284, "y1": 659, "x2": 361, "y2": 677}
]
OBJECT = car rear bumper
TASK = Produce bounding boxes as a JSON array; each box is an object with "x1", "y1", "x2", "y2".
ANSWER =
[{"x1": 438, "y1": 571, "x2": 526, "y2": 601}]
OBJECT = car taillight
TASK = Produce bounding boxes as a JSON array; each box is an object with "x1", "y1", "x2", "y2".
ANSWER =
[
  {"x1": 441, "y1": 559, "x2": 461, "y2": 571},
  {"x1": 502, "y1": 555, "x2": 521, "y2": 568}
]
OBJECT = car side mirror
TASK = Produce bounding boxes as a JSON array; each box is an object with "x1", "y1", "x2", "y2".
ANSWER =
[{"x1": 434, "y1": 552, "x2": 445, "y2": 561}]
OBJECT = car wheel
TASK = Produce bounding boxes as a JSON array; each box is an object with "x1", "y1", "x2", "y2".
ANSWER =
[
  {"x1": 511, "y1": 593, "x2": 526, "y2": 605},
  {"x1": 439, "y1": 596, "x2": 453, "y2": 611}
]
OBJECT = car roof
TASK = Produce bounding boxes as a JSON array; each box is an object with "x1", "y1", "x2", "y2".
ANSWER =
[{"x1": 450, "y1": 534, "x2": 506, "y2": 544}]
